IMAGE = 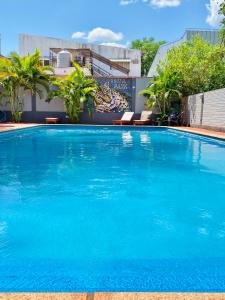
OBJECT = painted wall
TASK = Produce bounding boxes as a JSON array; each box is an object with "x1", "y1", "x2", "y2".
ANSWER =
[
  {"x1": 0, "y1": 77, "x2": 149, "y2": 124},
  {"x1": 19, "y1": 34, "x2": 141, "y2": 77},
  {"x1": 186, "y1": 88, "x2": 225, "y2": 130},
  {"x1": 95, "y1": 77, "x2": 136, "y2": 112}
]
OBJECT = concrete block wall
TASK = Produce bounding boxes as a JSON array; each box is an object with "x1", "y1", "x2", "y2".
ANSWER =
[{"x1": 186, "y1": 88, "x2": 225, "y2": 130}]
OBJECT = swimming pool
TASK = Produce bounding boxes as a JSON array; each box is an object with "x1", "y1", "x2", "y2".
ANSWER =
[{"x1": 0, "y1": 125, "x2": 225, "y2": 292}]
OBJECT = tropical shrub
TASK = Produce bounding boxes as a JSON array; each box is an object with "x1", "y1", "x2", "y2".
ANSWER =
[
  {"x1": 141, "y1": 70, "x2": 181, "y2": 124},
  {"x1": 48, "y1": 62, "x2": 97, "y2": 123},
  {"x1": 141, "y1": 36, "x2": 225, "y2": 121},
  {"x1": 0, "y1": 49, "x2": 53, "y2": 122}
]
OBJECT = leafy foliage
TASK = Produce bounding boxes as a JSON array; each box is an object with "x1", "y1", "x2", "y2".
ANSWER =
[
  {"x1": 131, "y1": 37, "x2": 166, "y2": 76},
  {"x1": 141, "y1": 36, "x2": 225, "y2": 120},
  {"x1": 141, "y1": 70, "x2": 181, "y2": 120},
  {"x1": 219, "y1": 0, "x2": 225, "y2": 46},
  {"x1": 48, "y1": 62, "x2": 97, "y2": 123},
  {"x1": 0, "y1": 49, "x2": 53, "y2": 122}
]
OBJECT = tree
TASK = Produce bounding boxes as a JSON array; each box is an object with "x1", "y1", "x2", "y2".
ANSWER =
[
  {"x1": 131, "y1": 37, "x2": 166, "y2": 76},
  {"x1": 49, "y1": 62, "x2": 97, "y2": 123},
  {"x1": 141, "y1": 36, "x2": 225, "y2": 120},
  {"x1": 0, "y1": 49, "x2": 53, "y2": 122},
  {"x1": 141, "y1": 70, "x2": 181, "y2": 118},
  {"x1": 163, "y1": 36, "x2": 225, "y2": 96},
  {"x1": 219, "y1": 0, "x2": 225, "y2": 46}
]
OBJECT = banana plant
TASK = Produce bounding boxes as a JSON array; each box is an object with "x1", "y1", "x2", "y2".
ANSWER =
[
  {"x1": 140, "y1": 72, "x2": 181, "y2": 119},
  {"x1": 48, "y1": 62, "x2": 97, "y2": 123}
]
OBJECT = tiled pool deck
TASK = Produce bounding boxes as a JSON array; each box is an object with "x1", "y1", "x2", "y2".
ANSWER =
[
  {"x1": 1, "y1": 293, "x2": 225, "y2": 300},
  {"x1": 1, "y1": 123, "x2": 225, "y2": 299},
  {"x1": 172, "y1": 126, "x2": 225, "y2": 140},
  {"x1": 0, "y1": 123, "x2": 39, "y2": 132}
]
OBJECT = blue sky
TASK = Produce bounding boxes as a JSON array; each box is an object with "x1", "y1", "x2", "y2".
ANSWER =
[{"x1": 0, "y1": 0, "x2": 222, "y2": 55}]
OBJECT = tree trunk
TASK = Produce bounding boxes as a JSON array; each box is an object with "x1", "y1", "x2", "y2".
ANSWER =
[{"x1": 31, "y1": 92, "x2": 36, "y2": 113}]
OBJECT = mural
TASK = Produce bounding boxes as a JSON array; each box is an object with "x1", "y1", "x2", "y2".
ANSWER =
[{"x1": 94, "y1": 78, "x2": 134, "y2": 113}]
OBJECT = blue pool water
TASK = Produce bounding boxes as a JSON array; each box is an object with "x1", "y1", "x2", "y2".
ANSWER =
[{"x1": 0, "y1": 125, "x2": 225, "y2": 292}]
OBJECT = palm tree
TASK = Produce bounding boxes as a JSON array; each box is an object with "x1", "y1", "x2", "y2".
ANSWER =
[
  {"x1": 0, "y1": 49, "x2": 53, "y2": 122},
  {"x1": 49, "y1": 62, "x2": 97, "y2": 123}
]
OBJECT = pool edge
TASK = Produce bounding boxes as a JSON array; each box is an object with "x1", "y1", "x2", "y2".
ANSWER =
[
  {"x1": 0, "y1": 292, "x2": 225, "y2": 300},
  {"x1": 170, "y1": 126, "x2": 225, "y2": 141},
  {"x1": 1, "y1": 123, "x2": 225, "y2": 142},
  {"x1": 0, "y1": 123, "x2": 41, "y2": 134}
]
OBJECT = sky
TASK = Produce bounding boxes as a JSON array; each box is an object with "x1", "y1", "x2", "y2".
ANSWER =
[{"x1": 0, "y1": 0, "x2": 223, "y2": 55}]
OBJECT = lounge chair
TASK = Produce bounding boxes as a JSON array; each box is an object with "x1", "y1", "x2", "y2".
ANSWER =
[
  {"x1": 113, "y1": 112, "x2": 134, "y2": 125},
  {"x1": 133, "y1": 111, "x2": 152, "y2": 125}
]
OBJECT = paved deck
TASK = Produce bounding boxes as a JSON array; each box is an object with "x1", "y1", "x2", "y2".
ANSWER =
[
  {"x1": 0, "y1": 123, "x2": 39, "y2": 132},
  {"x1": 173, "y1": 126, "x2": 225, "y2": 140},
  {"x1": 0, "y1": 124, "x2": 225, "y2": 299},
  {"x1": 0, "y1": 293, "x2": 225, "y2": 300}
]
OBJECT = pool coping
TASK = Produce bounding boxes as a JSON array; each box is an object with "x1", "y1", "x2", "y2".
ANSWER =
[
  {"x1": 170, "y1": 126, "x2": 225, "y2": 141},
  {"x1": 1, "y1": 123, "x2": 225, "y2": 299},
  {"x1": 0, "y1": 123, "x2": 40, "y2": 134},
  {"x1": 1, "y1": 293, "x2": 225, "y2": 299}
]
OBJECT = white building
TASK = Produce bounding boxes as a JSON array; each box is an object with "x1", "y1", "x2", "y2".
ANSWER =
[
  {"x1": 19, "y1": 34, "x2": 142, "y2": 77},
  {"x1": 148, "y1": 29, "x2": 220, "y2": 78}
]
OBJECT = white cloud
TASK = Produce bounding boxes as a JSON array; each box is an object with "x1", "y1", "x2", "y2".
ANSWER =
[
  {"x1": 150, "y1": 0, "x2": 181, "y2": 8},
  {"x1": 120, "y1": 0, "x2": 181, "y2": 7},
  {"x1": 101, "y1": 42, "x2": 128, "y2": 48},
  {"x1": 71, "y1": 31, "x2": 86, "y2": 39},
  {"x1": 86, "y1": 27, "x2": 124, "y2": 43},
  {"x1": 71, "y1": 27, "x2": 124, "y2": 43},
  {"x1": 120, "y1": 0, "x2": 137, "y2": 5},
  {"x1": 206, "y1": 0, "x2": 223, "y2": 27}
]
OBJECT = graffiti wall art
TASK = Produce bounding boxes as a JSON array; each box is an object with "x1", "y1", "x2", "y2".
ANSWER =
[{"x1": 95, "y1": 78, "x2": 134, "y2": 113}]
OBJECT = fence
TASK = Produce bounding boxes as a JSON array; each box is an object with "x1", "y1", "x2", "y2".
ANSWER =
[{"x1": 186, "y1": 88, "x2": 225, "y2": 131}]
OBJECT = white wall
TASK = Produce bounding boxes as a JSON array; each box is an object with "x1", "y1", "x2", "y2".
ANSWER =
[
  {"x1": 36, "y1": 96, "x2": 65, "y2": 112},
  {"x1": 0, "y1": 87, "x2": 65, "y2": 113},
  {"x1": 135, "y1": 78, "x2": 150, "y2": 113},
  {"x1": 0, "y1": 89, "x2": 32, "y2": 111},
  {"x1": 187, "y1": 88, "x2": 225, "y2": 130}
]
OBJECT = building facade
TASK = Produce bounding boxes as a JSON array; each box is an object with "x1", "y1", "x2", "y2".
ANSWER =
[
  {"x1": 19, "y1": 34, "x2": 142, "y2": 77},
  {"x1": 0, "y1": 34, "x2": 149, "y2": 124}
]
